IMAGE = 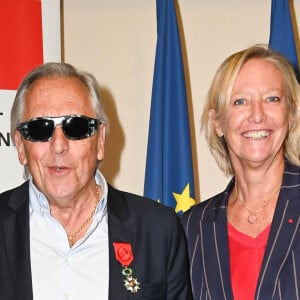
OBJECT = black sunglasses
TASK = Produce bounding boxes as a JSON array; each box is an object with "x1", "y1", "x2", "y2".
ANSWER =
[{"x1": 17, "y1": 115, "x2": 100, "y2": 142}]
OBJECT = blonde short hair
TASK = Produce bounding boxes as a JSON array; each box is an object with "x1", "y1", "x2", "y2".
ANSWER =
[{"x1": 201, "y1": 44, "x2": 300, "y2": 175}]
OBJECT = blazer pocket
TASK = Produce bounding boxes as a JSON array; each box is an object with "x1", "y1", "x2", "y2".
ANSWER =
[{"x1": 130, "y1": 280, "x2": 165, "y2": 299}]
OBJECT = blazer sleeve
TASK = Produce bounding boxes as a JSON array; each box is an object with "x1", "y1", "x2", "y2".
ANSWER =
[{"x1": 166, "y1": 211, "x2": 193, "y2": 299}]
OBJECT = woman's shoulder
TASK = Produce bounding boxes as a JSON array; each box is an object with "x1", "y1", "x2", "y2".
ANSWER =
[{"x1": 181, "y1": 191, "x2": 225, "y2": 226}]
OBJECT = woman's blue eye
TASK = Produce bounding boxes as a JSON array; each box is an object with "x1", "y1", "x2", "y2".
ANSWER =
[
  {"x1": 234, "y1": 99, "x2": 246, "y2": 105},
  {"x1": 268, "y1": 96, "x2": 280, "y2": 102}
]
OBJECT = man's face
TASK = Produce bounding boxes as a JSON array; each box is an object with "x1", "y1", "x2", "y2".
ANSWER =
[{"x1": 14, "y1": 77, "x2": 105, "y2": 203}]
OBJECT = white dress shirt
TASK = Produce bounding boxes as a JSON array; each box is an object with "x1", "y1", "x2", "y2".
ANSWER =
[{"x1": 29, "y1": 170, "x2": 109, "y2": 300}]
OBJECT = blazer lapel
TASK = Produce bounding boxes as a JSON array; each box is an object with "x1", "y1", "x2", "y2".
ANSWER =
[
  {"x1": 201, "y1": 183, "x2": 234, "y2": 300},
  {"x1": 107, "y1": 185, "x2": 136, "y2": 300},
  {"x1": 256, "y1": 164, "x2": 300, "y2": 299},
  {"x1": 0, "y1": 182, "x2": 33, "y2": 300}
]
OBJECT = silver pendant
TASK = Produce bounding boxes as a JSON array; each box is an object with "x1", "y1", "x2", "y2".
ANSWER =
[
  {"x1": 122, "y1": 266, "x2": 140, "y2": 293},
  {"x1": 124, "y1": 276, "x2": 141, "y2": 293}
]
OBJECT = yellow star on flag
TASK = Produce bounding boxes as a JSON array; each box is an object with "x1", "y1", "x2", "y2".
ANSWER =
[{"x1": 173, "y1": 183, "x2": 195, "y2": 213}]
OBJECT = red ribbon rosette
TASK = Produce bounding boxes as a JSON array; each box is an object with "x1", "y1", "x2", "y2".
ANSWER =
[
  {"x1": 113, "y1": 242, "x2": 134, "y2": 266},
  {"x1": 113, "y1": 242, "x2": 140, "y2": 293}
]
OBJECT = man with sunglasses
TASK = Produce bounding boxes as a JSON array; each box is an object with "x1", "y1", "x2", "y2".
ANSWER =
[{"x1": 0, "y1": 62, "x2": 192, "y2": 299}]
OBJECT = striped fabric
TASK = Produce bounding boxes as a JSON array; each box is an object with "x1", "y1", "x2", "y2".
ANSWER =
[{"x1": 182, "y1": 159, "x2": 300, "y2": 300}]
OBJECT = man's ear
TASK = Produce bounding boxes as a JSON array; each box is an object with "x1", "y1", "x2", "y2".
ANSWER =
[
  {"x1": 97, "y1": 124, "x2": 106, "y2": 161},
  {"x1": 14, "y1": 131, "x2": 28, "y2": 165},
  {"x1": 208, "y1": 109, "x2": 224, "y2": 137}
]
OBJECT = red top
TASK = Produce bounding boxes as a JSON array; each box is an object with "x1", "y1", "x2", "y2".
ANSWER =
[{"x1": 228, "y1": 223, "x2": 271, "y2": 300}]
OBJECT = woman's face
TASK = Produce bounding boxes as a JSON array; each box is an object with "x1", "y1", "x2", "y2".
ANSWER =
[{"x1": 212, "y1": 58, "x2": 292, "y2": 169}]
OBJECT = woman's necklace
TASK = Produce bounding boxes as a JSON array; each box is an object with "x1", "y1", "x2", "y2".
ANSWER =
[
  {"x1": 235, "y1": 186, "x2": 280, "y2": 225},
  {"x1": 68, "y1": 185, "x2": 101, "y2": 247}
]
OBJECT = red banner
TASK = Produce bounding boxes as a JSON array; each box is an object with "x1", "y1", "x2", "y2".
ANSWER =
[{"x1": 0, "y1": 0, "x2": 43, "y2": 90}]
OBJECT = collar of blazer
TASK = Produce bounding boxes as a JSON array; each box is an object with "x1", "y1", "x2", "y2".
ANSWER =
[{"x1": 200, "y1": 159, "x2": 300, "y2": 299}]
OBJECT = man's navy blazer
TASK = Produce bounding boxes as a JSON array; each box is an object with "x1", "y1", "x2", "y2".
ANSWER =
[
  {"x1": 182, "y1": 160, "x2": 300, "y2": 300},
  {"x1": 0, "y1": 182, "x2": 192, "y2": 300}
]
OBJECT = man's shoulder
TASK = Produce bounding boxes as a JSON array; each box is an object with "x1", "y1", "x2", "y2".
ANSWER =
[
  {"x1": 0, "y1": 186, "x2": 17, "y2": 203},
  {"x1": 107, "y1": 185, "x2": 178, "y2": 223},
  {"x1": 0, "y1": 182, "x2": 29, "y2": 208}
]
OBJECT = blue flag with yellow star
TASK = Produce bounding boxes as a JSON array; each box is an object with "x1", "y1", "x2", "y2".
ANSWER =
[
  {"x1": 269, "y1": 0, "x2": 299, "y2": 78},
  {"x1": 144, "y1": 0, "x2": 195, "y2": 214}
]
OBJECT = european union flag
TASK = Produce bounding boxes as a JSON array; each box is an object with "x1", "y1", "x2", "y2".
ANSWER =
[
  {"x1": 144, "y1": 0, "x2": 195, "y2": 214},
  {"x1": 269, "y1": 0, "x2": 299, "y2": 78}
]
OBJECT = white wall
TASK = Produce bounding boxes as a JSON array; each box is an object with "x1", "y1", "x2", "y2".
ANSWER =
[{"x1": 63, "y1": 0, "x2": 300, "y2": 202}]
